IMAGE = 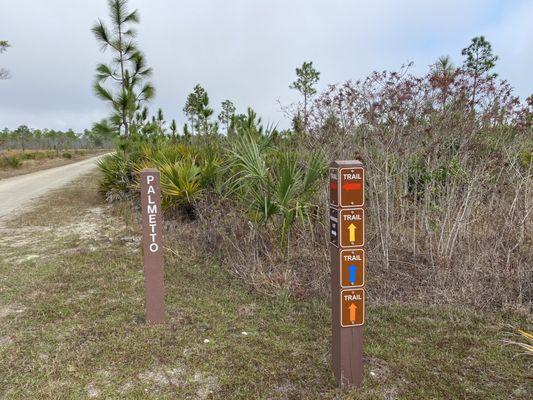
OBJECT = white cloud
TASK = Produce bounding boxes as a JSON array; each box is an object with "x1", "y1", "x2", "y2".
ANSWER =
[{"x1": 0, "y1": 0, "x2": 530, "y2": 131}]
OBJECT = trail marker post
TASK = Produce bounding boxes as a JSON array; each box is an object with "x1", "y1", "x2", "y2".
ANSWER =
[
  {"x1": 329, "y1": 160, "x2": 365, "y2": 386},
  {"x1": 140, "y1": 169, "x2": 166, "y2": 324}
]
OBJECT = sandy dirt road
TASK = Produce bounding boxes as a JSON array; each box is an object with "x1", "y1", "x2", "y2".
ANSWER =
[{"x1": 0, "y1": 154, "x2": 108, "y2": 219}]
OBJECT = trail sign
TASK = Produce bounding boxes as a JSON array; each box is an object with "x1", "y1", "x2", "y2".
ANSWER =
[
  {"x1": 340, "y1": 249, "x2": 365, "y2": 288},
  {"x1": 329, "y1": 159, "x2": 365, "y2": 387},
  {"x1": 140, "y1": 169, "x2": 166, "y2": 325},
  {"x1": 341, "y1": 289, "x2": 365, "y2": 327},
  {"x1": 339, "y1": 208, "x2": 364, "y2": 247},
  {"x1": 339, "y1": 167, "x2": 364, "y2": 207}
]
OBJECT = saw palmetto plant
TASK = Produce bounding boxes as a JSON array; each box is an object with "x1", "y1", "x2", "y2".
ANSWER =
[
  {"x1": 503, "y1": 329, "x2": 533, "y2": 358},
  {"x1": 227, "y1": 127, "x2": 326, "y2": 250}
]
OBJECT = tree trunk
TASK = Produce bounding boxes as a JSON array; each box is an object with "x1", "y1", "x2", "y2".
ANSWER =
[
  {"x1": 117, "y1": 20, "x2": 129, "y2": 138},
  {"x1": 303, "y1": 93, "x2": 308, "y2": 133}
]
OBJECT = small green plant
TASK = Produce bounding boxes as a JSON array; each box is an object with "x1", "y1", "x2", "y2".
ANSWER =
[
  {"x1": 97, "y1": 153, "x2": 133, "y2": 202},
  {"x1": 6, "y1": 156, "x2": 22, "y2": 168},
  {"x1": 20, "y1": 152, "x2": 36, "y2": 160},
  {"x1": 62, "y1": 152, "x2": 73, "y2": 159}
]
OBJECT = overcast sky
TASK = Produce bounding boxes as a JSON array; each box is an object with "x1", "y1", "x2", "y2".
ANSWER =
[{"x1": 0, "y1": 0, "x2": 532, "y2": 131}]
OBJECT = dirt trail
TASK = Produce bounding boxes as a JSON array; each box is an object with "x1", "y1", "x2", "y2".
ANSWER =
[{"x1": 0, "y1": 154, "x2": 108, "y2": 219}]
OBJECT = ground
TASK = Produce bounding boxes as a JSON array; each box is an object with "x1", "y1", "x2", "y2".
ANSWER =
[{"x1": 0, "y1": 171, "x2": 531, "y2": 399}]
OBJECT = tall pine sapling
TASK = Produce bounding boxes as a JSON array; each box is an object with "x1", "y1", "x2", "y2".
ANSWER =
[
  {"x1": 290, "y1": 61, "x2": 320, "y2": 133},
  {"x1": 218, "y1": 99, "x2": 236, "y2": 134},
  {"x1": 92, "y1": 0, "x2": 155, "y2": 137},
  {"x1": 461, "y1": 36, "x2": 498, "y2": 109}
]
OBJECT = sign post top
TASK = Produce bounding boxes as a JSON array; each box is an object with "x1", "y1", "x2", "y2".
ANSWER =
[
  {"x1": 329, "y1": 159, "x2": 364, "y2": 168},
  {"x1": 140, "y1": 168, "x2": 160, "y2": 175}
]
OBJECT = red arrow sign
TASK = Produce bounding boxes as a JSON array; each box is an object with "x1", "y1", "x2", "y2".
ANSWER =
[
  {"x1": 343, "y1": 182, "x2": 361, "y2": 191},
  {"x1": 330, "y1": 181, "x2": 338, "y2": 190}
]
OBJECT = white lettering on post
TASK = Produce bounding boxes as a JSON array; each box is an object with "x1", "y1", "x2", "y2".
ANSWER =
[{"x1": 145, "y1": 174, "x2": 160, "y2": 253}]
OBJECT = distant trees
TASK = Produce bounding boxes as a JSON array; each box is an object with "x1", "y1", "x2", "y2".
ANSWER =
[
  {"x1": 0, "y1": 40, "x2": 10, "y2": 80},
  {"x1": 290, "y1": 61, "x2": 320, "y2": 132},
  {"x1": 461, "y1": 36, "x2": 498, "y2": 108},
  {"x1": 0, "y1": 126, "x2": 111, "y2": 151},
  {"x1": 183, "y1": 84, "x2": 215, "y2": 135},
  {"x1": 92, "y1": 0, "x2": 155, "y2": 137}
]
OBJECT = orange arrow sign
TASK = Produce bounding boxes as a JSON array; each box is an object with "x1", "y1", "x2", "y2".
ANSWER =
[
  {"x1": 341, "y1": 288, "x2": 365, "y2": 327},
  {"x1": 349, "y1": 303, "x2": 357, "y2": 322}
]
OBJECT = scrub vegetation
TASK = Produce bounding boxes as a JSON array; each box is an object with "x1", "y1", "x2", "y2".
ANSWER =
[
  {"x1": 0, "y1": 172, "x2": 531, "y2": 399},
  {"x1": 96, "y1": 35, "x2": 532, "y2": 311},
  {"x1": 0, "y1": 148, "x2": 108, "y2": 180}
]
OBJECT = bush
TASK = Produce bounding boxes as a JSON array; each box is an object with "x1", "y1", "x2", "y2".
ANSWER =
[
  {"x1": 3, "y1": 156, "x2": 22, "y2": 168},
  {"x1": 97, "y1": 153, "x2": 134, "y2": 202},
  {"x1": 227, "y1": 134, "x2": 325, "y2": 250},
  {"x1": 62, "y1": 152, "x2": 73, "y2": 159},
  {"x1": 20, "y1": 152, "x2": 36, "y2": 160}
]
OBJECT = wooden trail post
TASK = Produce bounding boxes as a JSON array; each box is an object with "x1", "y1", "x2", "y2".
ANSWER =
[
  {"x1": 140, "y1": 169, "x2": 166, "y2": 324},
  {"x1": 329, "y1": 160, "x2": 365, "y2": 386}
]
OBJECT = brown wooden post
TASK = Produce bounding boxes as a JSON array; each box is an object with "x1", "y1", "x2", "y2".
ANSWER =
[
  {"x1": 140, "y1": 169, "x2": 166, "y2": 324},
  {"x1": 329, "y1": 160, "x2": 365, "y2": 386}
]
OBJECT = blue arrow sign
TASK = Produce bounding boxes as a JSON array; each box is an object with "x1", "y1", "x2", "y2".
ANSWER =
[{"x1": 349, "y1": 265, "x2": 357, "y2": 284}]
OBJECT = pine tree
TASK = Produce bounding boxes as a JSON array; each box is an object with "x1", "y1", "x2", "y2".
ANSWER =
[
  {"x1": 290, "y1": 61, "x2": 320, "y2": 133},
  {"x1": 218, "y1": 100, "x2": 236, "y2": 133},
  {"x1": 461, "y1": 36, "x2": 498, "y2": 108},
  {"x1": 92, "y1": 0, "x2": 155, "y2": 137}
]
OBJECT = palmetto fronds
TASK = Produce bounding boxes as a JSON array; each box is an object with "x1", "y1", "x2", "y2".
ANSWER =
[
  {"x1": 503, "y1": 329, "x2": 533, "y2": 357},
  {"x1": 227, "y1": 125, "x2": 326, "y2": 250}
]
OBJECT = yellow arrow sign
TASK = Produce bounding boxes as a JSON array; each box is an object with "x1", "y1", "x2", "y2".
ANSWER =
[{"x1": 348, "y1": 223, "x2": 356, "y2": 242}]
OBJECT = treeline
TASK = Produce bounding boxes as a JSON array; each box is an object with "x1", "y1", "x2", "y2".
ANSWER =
[{"x1": 0, "y1": 125, "x2": 115, "y2": 152}]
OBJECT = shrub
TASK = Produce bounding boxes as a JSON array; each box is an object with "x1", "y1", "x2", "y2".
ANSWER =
[
  {"x1": 62, "y1": 152, "x2": 73, "y2": 159},
  {"x1": 227, "y1": 134, "x2": 325, "y2": 250},
  {"x1": 159, "y1": 159, "x2": 203, "y2": 215},
  {"x1": 97, "y1": 153, "x2": 134, "y2": 202},
  {"x1": 97, "y1": 65, "x2": 532, "y2": 308},
  {"x1": 20, "y1": 152, "x2": 36, "y2": 160},
  {"x1": 6, "y1": 156, "x2": 22, "y2": 168}
]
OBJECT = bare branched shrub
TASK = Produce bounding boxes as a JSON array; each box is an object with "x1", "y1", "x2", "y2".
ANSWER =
[{"x1": 304, "y1": 65, "x2": 532, "y2": 310}]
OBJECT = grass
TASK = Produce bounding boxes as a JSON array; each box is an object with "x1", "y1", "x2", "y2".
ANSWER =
[{"x1": 0, "y1": 172, "x2": 531, "y2": 399}]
